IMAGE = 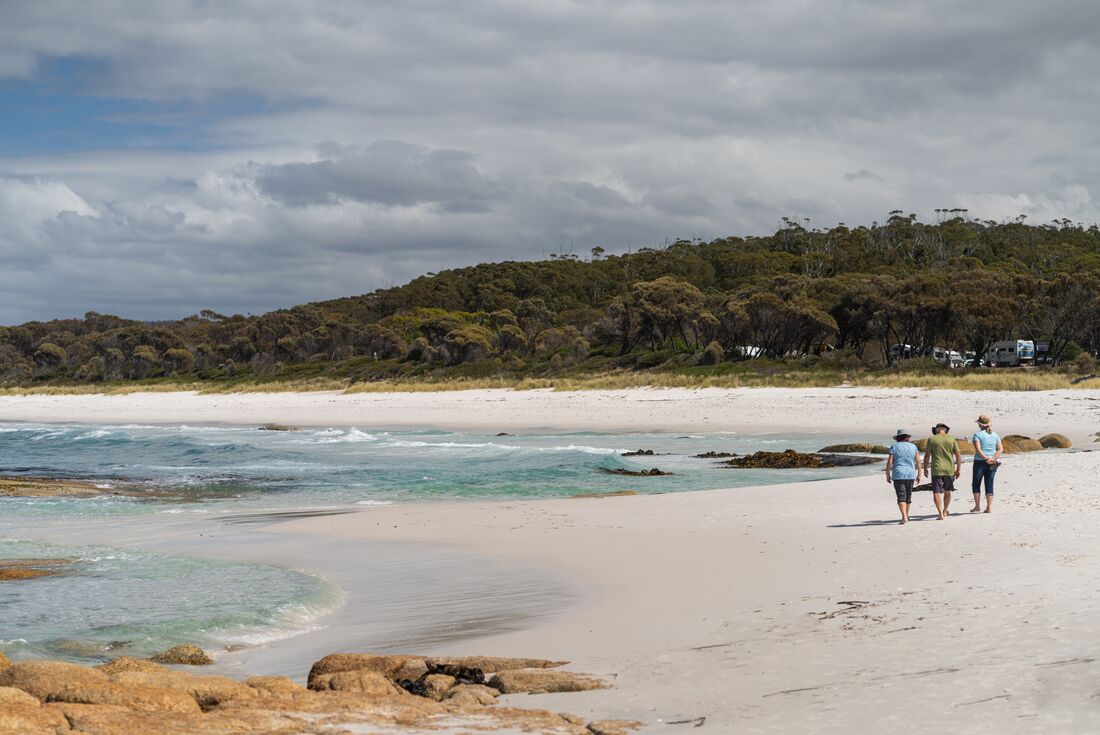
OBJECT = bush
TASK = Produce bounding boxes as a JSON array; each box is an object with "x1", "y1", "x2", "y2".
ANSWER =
[
  {"x1": 697, "y1": 341, "x2": 725, "y2": 365},
  {"x1": 1073, "y1": 351, "x2": 1097, "y2": 374}
]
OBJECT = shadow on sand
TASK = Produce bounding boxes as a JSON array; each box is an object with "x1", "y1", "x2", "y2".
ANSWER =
[{"x1": 828, "y1": 512, "x2": 980, "y2": 528}]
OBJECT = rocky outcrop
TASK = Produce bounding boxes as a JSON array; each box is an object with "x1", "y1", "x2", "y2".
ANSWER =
[
  {"x1": 0, "y1": 558, "x2": 74, "y2": 581},
  {"x1": 0, "y1": 660, "x2": 110, "y2": 700},
  {"x1": 600, "y1": 467, "x2": 672, "y2": 476},
  {"x1": 489, "y1": 668, "x2": 607, "y2": 694},
  {"x1": 309, "y1": 669, "x2": 404, "y2": 697},
  {"x1": 724, "y1": 450, "x2": 879, "y2": 469},
  {"x1": 1002, "y1": 435, "x2": 1044, "y2": 453},
  {"x1": 694, "y1": 451, "x2": 737, "y2": 458},
  {"x1": 113, "y1": 670, "x2": 258, "y2": 710},
  {"x1": 0, "y1": 652, "x2": 618, "y2": 734},
  {"x1": 0, "y1": 650, "x2": 9, "y2": 670},
  {"x1": 258, "y1": 424, "x2": 301, "y2": 431},
  {"x1": 427, "y1": 655, "x2": 568, "y2": 672},
  {"x1": 818, "y1": 443, "x2": 890, "y2": 454},
  {"x1": 96, "y1": 657, "x2": 168, "y2": 675},
  {"x1": 445, "y1": 683, "x2": 500, "y2": 706},
  {"x1": 307, "y1": 653, "x2": 427, "y2": 687},
  {"x1": 150, "y1": 644, "x2": 214, "y2": 666},
  {"x1": 913, "y1": 438, "x2": 975, "y2": 455},
  {"x1": 587, "y1": 720, "x2": 643, "y2": 735},
  {"x1": 621, "y1": 449, "x2": 655, "y2": 456},
  {"x1": 1039, "y1": 433, "x2": 1072, "y2": 448}
]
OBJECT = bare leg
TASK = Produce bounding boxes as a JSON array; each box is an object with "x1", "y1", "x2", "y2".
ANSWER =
[
  {"x1": 944, "y1": 491, "x2": 952, "y2": 516},
  {"x1": 898, "y1": 502, "x2": 909, "y2": 524},
  {"x1": 984, "y1": 495, "x2": 993, "y2": 513},
  {"x1": 933, "y1": 493, "x2": 945, "y2": 520},
  {"x1": 971, "y1": 493, "x2": 981, "y2": 512}
]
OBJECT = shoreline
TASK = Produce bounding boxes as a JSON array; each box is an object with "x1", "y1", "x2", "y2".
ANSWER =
[{"x1": 3, "y1": 387, "x2": 1099, "y2": 732}]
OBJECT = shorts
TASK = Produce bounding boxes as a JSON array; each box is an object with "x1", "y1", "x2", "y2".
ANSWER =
[
  {"x1": 893, "y1": 479, "x2": 914, "y2": 504},
  {"x1": 931, "y1": 476, "x2": 955, "y2": 494},
  {"x1": 972, "y1": 461, "x2": 997, "y2": 495}
]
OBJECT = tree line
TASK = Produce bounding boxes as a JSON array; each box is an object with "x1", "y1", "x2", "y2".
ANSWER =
[{"x1": 3, "y1": 214, "x2": 1100, "y2": 385}]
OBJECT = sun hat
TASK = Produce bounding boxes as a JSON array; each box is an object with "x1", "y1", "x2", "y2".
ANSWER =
[
  {"x1": 893, "y1": 428, "x2": 911, "y2": 440},
  {"x1": 934, "y1": 422, "x2": 950, "y2": 432},
  {"x1": 976, "y1": 415, "x2": 991, "y2": 427}
]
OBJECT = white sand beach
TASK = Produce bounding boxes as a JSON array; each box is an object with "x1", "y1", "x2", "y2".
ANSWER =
[{"x1": 4, "y1": 387, "x2": 1100, "y2": 733}]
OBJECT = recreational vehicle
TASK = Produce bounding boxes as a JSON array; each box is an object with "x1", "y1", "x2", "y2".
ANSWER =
[{"x1": 986, "y1": 340, "x2": 1035, "y2": 367}]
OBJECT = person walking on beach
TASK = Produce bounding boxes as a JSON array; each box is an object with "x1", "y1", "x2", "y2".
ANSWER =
[
  {"x1": 971, "y1": 415, "x2": 1002, "y2": 513},
  {"x1": 885, "y1": 429, "x2": 922, "y2": 524},
  {"x1": 923, "y1": 423, "x2": 961, "y2": 520}
]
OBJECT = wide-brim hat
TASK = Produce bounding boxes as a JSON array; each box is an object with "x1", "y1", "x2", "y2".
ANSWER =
[
  {"x1": 893, "y1": 428, "x2": 911, "y2": 440},
  {"x1": 976, "y1": 415, "x2": 991, "y2": 427},
  {"x1": 934, "y1": 422, "x2": 950, "y2": 432}
]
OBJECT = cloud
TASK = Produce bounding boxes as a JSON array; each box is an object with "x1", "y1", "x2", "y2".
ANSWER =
[
  {"x1": 0, "y1": 1, "x2": 1097, "y2": 322},
  {"x1": 844, "y1": 170, "x2": 886, "y2": 184},
  {"x1": 256, "y1": 142, "x2": 500, "y2": 212}
]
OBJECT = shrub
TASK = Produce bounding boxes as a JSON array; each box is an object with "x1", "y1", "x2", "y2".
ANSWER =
[{"x1": 697, "y1": 341, "x2": 725, "y2": 365}]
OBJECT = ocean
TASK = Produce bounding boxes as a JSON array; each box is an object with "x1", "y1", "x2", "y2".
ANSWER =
[{"x1": 0, "y1": 422, "x2": 880, "y2": 668}]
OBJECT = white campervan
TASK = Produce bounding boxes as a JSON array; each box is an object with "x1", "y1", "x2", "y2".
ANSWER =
[{"x1": 986, "y1": 340, "x2": 1035, "y2": 367}]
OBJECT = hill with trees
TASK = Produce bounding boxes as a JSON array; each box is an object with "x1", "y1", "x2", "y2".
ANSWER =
[{"x1": 3, "y1": 213, "x2": 1100, "y2": 389}]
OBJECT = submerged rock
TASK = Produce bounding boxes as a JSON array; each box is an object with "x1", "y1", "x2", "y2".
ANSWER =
[
  {"x1": 694, "y1": 451, "x2": 738, "y2": 459},
  {"x1": 621, "y1": 449, "x2": 655, "y2": 456},
  {"x1": 818, "y1": 443, "x2": 890, "y2": 454},
  {"x1": 724, "y1": 450, "x2": 879, "y2": 469},
  {"x1": 0, "y1": 477, "x2": 179, "y2": 501},
  {"x1": 599, "y1": 467, "x2": 672, "y2": 476},
  {"x1": 257, "y1": 424, "x2": 301, "y2": 431},
  {"x1": 1039, "y1": 433, "x2": 1072, "y2": 449},
  {"x1": 149, "y1": 644, "x2": 213, "y2": 666},
  {"x1": 571, "y1": 490, "x2": 639, "y2": 499}
]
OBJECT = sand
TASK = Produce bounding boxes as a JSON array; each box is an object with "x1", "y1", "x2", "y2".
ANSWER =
[
  {"x1": 1, "y1": 386, "x2": 1097, "y2": 440},
  {"x1": 3, "y1": 386, "x2": 1100, "y2": 733}
]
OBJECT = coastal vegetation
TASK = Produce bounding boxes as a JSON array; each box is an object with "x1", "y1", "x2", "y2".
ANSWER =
[{"x1": 3, "y1": 215, "x2": 1100, "y2": 392}]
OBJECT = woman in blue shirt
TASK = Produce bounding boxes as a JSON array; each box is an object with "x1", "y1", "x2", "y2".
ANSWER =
[
  {"x1": 971, "y1": 414, "x2": 1003, "y2": 513},
  {"x1": 885, "y1": 429, "x2": 923, "y2": 524}
]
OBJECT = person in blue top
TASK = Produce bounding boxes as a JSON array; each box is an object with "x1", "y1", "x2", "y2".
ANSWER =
[
  {"x1": 885, "y1": 428, "x2": 923, "y2": 524},
  {"x1": 971, "y1": 414, "x2": 1003, "y2": 513}
]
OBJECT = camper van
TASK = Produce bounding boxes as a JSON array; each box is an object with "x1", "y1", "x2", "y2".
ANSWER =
[
  {"x1": 986, "y1": 340, "x2": 1035, "y2": 367},
  {"x1": 932, "y1": 347, "x2": 964, "y2": 368}
]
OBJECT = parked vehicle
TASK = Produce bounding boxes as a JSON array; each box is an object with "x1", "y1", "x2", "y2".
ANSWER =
[
  {"x1": 932, "y1": 347, "x2": 964, "y2": 368},
  {"x1": 888, "y1": 343, "x2": 916, "y2": 362},
  {"x1": 985, "y1": 340, "x2": 1036, "y2": 367}
]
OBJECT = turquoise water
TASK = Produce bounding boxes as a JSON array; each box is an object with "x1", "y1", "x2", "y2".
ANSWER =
[
  {"x1": 0, "y1": 423, "x2": 880, "y2": 516},
  {"x1": 0, "y1": 538, "x2": 341, "y2": 664},
  {"x1": 0, "y1": 422, "x2": 880, "y2": 666}
]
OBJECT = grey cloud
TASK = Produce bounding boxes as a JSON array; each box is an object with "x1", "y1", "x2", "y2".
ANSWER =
[
  {"x1": 256, "y1": 142, "x2": 500, "y2": 212},
  {"x1": 844, "y1": 170, "x2": 886, "y2": 183}
]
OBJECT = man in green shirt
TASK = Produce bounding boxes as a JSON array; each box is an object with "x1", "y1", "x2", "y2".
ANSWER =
[{"x1": 923, "y1": 423, "x2": 962, "y2": 520}]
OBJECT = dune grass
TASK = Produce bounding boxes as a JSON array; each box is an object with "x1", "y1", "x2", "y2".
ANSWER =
[{"x1": 2, "y1": 368, "x2": 1097, "y2": 396}]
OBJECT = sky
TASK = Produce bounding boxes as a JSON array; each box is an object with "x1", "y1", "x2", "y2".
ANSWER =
[{"x1": 1, "y1": 1, "x2": 1099, "y2": 324}]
